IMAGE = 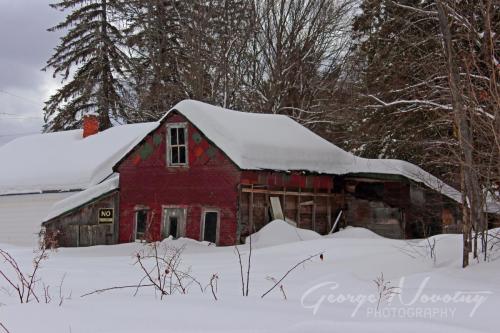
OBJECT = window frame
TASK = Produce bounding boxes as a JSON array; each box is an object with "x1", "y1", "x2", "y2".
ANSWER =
[
  {"x1": 166, "y1": 123, "x2": 189, "y2": 167},
  {"x1": 134, "y1": 207, "x2": 149, "y2": 242},
  {"x1": 200, "y1": 208, "x2": 220, "y2": 244},
  {"x1": 161, "y1": 206, "x2": 187, "y2": 239}
]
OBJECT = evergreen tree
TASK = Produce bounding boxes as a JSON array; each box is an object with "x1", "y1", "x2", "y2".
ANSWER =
[
  {"x1": 181, "y1": 0, "x2": 255, "y2": 108},
  {"x1": 44, "y1": 0, "x2": 130, "y2": 131},
  {"x1": 123, "y1": 0, "x2": 254, "y2": 117},
  {"x1": 123, "y1": 0, "x2": 188, "y2": 122}
]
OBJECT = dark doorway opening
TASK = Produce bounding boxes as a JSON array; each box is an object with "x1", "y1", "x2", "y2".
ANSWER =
[
  {"x1": 169, "y1": 216, "x2": 178, "y2": 238},
  {"x1": 136, "y1": 210, "x2": 148, "y2": 240},
  {"x1": 162, "y1": 208, "x2": 186, "y2": 239},
  {"x1": 203, "y1": 211, "x2": 218, "y2": 243}
]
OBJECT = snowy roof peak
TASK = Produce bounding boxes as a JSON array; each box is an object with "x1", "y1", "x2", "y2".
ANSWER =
[{"x1": 168, "y1": 100, "x2": 357, "y2": 173}]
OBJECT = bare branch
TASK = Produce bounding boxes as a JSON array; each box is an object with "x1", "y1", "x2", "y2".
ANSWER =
[
  {"x1": 366, "y1": 94, "x2": 452, "y2": 111},
  {"x1": 261, "y1": 252, "x2": 323, "y2": 298},
  {"x1": 81, "y1": 284, "x2": 155, "y2": 298}
]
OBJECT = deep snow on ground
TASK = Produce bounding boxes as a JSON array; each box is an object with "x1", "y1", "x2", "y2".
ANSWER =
[
  {"x1": 1, "y1": 222, "x2": 499, "y2": 333},
  {"x1": 247, "y1": 219, "x2": 322, "y2": 248}
]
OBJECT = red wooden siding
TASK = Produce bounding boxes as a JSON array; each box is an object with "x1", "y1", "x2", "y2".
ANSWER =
[{"x1": 117, "y1": 112, "x2": 241, "y2": 245}]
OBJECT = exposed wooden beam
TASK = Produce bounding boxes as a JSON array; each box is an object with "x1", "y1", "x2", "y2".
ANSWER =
[
  {"x1": 312, "y1": 188, "x2": 317, "y2": 231},
  {"x1": 242, "y1": 188, "x2": 336, "y2": 197},
  {"x1": 327, "y1": 190, "x2": 332, "y2": 232},
  {"x1": 296, "y1": 186, "x2": 301, "y2": 227},
  {"x1": 283, "y1": 187, "x2": 287, "y2": 218},
  {"x1": 264, "y1": 185, "x2": 269, "y2": 224},
  {"x1": 249, "y1": 185, "x2": 254, "y2": 234}
]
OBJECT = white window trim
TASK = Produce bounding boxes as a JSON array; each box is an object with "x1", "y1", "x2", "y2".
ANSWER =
[
  {"x1": 166, "y1": 123, "x2": 189, "y2": 167},
  {"x1": 134, "y1": 207, "x2": 149, "y2": 242},
  {"x1": 161, "y1": 206, "x2": 187, "y2": 239},
  {"x1": 200, "y1": 208, "x2": 220, "y2": 244}
]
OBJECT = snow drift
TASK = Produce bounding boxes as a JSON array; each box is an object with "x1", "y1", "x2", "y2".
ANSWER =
[{"x1": 246, "y1": 219, "x2": 321, "y2": 248}]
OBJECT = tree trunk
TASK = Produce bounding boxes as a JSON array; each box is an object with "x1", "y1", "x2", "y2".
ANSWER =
[{"x1": 436, "y1": 0, "x2": 483, "y2": 267}]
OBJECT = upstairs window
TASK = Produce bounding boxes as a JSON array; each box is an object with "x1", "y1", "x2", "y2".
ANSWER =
[{"x1": 167, "y1": 123, "x2": 188, "y2": 166}]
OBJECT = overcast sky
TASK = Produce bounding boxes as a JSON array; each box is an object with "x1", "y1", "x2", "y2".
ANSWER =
[{"x1": 0, "y1": 0, "x2": 64, "y2": 145}]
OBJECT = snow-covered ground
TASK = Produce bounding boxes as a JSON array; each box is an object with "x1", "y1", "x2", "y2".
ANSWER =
[{"x1": 1, "y1": 221, "x2": 499, "y2": 332}]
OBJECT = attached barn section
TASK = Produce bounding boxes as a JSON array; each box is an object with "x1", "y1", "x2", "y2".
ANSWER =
[
  {"x1": 239, "y1": 171, "x2": 339, "y2": 238},
  {"x1": 341, "y1": 175, "x2": 461, "y2": 239}
]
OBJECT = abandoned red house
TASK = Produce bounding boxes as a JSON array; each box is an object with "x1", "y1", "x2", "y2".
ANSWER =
[{"x1": 35, "y1": 100, "x2": 500, "y2": 247}]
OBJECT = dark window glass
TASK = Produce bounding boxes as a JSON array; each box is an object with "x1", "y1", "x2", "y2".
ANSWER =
[
  {"x1": 203, "y1": 212, "x2": 218, "y2": 243},
  {"x1": 172, "y1": 146, "x2": 179, "y2": 164},
  {"x1": 167, "y1": 125, "x2": 187, "y2": 166},
  {"x1": 136, "y1": 210, "x2": 148, "y2": 239},
  {"x1": 179, "y1": 146, "x2": 186, "y2": 164},
  {"x1": 169, "y1": 217, "x2": 178, "y2": 238},
  {"x1": 178, "y1": 127, "x2": 185, "y2": 144},
  {"x1": 170, "y1": 128, "x2": 178, "y2": 145},
  {"x1": 355, "y1": 182, "x2": 384, "y2": 201}
]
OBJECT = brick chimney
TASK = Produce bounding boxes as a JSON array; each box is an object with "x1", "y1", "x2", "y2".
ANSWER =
[{"x1": 83, "y1": 115, "x2": 99, "y2": 138}]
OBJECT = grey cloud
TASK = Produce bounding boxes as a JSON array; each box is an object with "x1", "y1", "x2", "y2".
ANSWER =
[{"x1": 0, "y1": 0, "x2": 64, "y2": 144}]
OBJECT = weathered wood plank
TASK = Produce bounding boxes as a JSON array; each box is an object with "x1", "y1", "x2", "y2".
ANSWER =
[
  {"x1": 249, "y1": 185, "x2": 254, "y2": 234},
  {"x1": 241, "y1": 188, "x2": 336, "y2": 197}
]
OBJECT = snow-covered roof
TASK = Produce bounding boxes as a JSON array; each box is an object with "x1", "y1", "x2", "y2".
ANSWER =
[
  {"x1": 348, "y1": 159, "x2": 462, "y2": 203},
  {"x1": 168, "y1": 100, "x2": 358, "y2": 173},
  {"x1": 0, "y1": 122, "x2": 157, "y2": 195},
  {"x1": 162, "y1": 100, "x2": 463, "y2": 202},
  {"x1": 0, "y1": 100, "x2": 467, "y2": 206},
  {"x1": 43, "y1": 174, "x2": 119, "y2": 222}
]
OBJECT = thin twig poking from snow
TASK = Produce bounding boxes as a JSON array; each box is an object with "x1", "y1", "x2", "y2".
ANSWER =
[
  {"x1": 0, "y1": 322, "x2": 9, "y2": 333},
  {"x1": 81, "y1": 243, "x2": 203, "y2": 299},
  {"x1": 58, "y1": 273, "x2": 71, "y2": 307},
  {"x1": 245, "y1": 234, "x2": 252, "y2": 296},
  {"x1": 205, "y1": 274, "x2": 219, "y2": 301},
  {"x1": 373, "y1": 273, "x2": 399, "y2": 310},
  {"x1": 261, "y1": 252, "x2": 323, "y2": 299},
  {"x1": 266, "y1": 276, "x2": 287, "y2": 300},
  {"x1": 80, "y1": 284, "x2": 155, "y2": 298},
  {"x1": 0, "y1": 246, "x2": 48, "y2": 304},
  {"x1": 393, "y1": 238, "x2": 438, "y2": 266},
  {"x1": 234, "y1": 245, "x2": 246, "y2": 296}
]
